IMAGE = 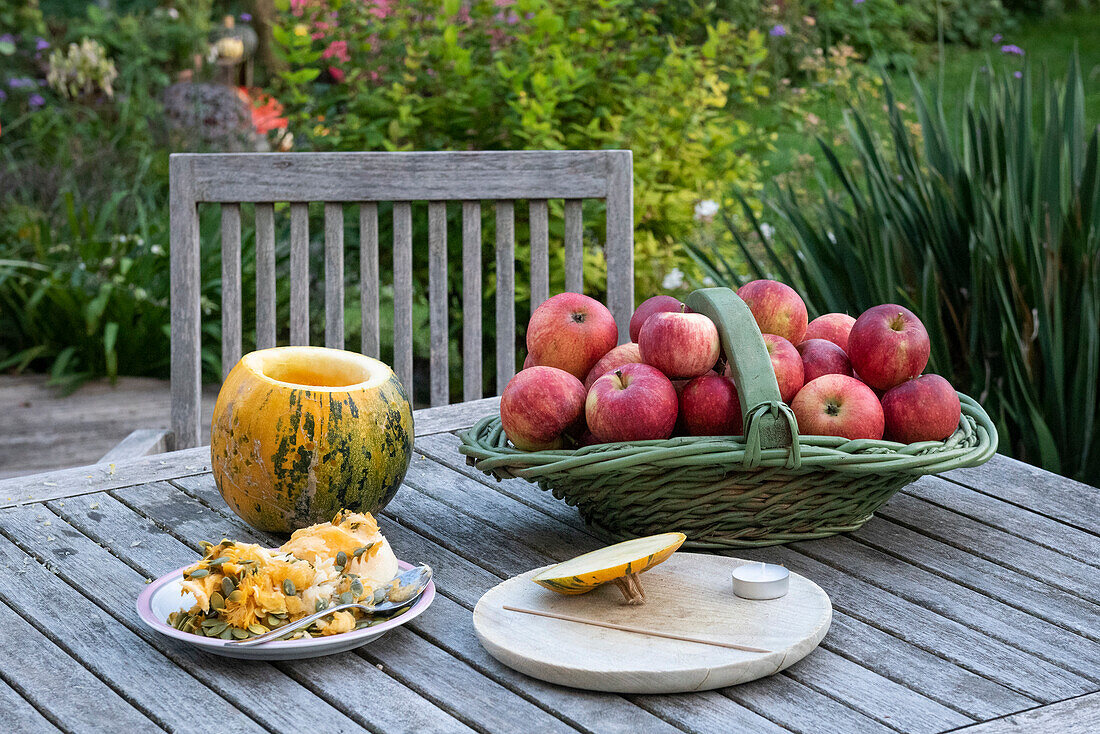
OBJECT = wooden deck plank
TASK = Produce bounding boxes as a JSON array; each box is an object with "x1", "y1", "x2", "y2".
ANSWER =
[
  {"x1": 115, "y1": 480, "x2": 580, "y2": 734},
  {"x1": 944, "y1": 454, "x2": 1100, "y2": 536},
  {"x1": 0, "y1": 598, "x2": 157, "y2": 733},
  {"x1": 0, "y1": 671, "x2": 64, "y2": 733},
  {"x1": 0, "y1": 524, "x2": 269, "y2": 734},
  {"x1": 947, "y1": 692, "x2": 1100, "y2": 733},
  {"x1": 875, "y1": 493, "x2": 1100, "y2": 605},
  {"x1": 791, "y1": 533, "x2": 1100, "y2": 681},
  {"x1": 4, "y1": 497, "x2": 370, "y2": 734},
  {"x1": 902, "y1": 475, "x2": 1100, "y2": 568},
  {"x1": 736, "y1": 545, "x2": 1093, "y2": 703},
  {"x1": 853, "y1": 517, "x2": 1100, "y2": 643}
]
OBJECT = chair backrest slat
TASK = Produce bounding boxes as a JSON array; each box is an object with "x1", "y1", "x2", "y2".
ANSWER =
[
  {"x1": 564, "y1": 199, "x2": 584, "y2": 294},
  {"x1": 220, "y1": 203, "x2": 242, "y2": 380},
  {"x1": 529, "y1": 199, "x2": 550, "y2": 310},
  {"x1": 324, "y1": 202, "x2": 345, "y2": 349},
  {"x1": 494, "y1": 200, "x2": 516, "y2": 395},
  {"x1": 392, "y1": 201, "x2": 414, "y2": 396},
  {"x1": 359, "y1": 202, "x2": 380, "y2": 359},
  {"x1": 289, "y1": 202, "x2": 310, "y2": 346},
  {"x1": 169, "y1": 150, "x2": 633, "y2": 449},
  {"x1": 461, "y1": 200, "x2": 483, "y2": 403},
  {"x1": 254, "y1": 203, "x2": 277, "y2": 350},
  {"x1": 428, "y1": 201, "x2": 449, "y2": 407}
]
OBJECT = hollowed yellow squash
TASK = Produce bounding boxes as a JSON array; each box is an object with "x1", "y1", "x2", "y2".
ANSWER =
[
  {"x1": 532, "y1": 532, "x2": 686, "y2": 604},
  {"x1": 210, "y1": 346, "x2": 413, "y2": 533}
]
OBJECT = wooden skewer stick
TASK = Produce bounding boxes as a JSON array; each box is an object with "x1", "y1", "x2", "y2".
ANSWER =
[{"x1": 502, "y1": 605, "x2": 771, "y2": 653}]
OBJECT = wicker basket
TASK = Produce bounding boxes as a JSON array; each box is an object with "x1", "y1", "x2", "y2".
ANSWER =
[{"x1": 459, "y1": 288, "x2": 997, "y2": 549}]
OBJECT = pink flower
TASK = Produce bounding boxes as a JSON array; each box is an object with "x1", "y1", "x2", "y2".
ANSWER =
[
  {"x1": 322, "y1": 40, "x2": 350, "y2": 63},
  {"x1": 328, "y1": 66, "x2": 345, "y2": 83}
]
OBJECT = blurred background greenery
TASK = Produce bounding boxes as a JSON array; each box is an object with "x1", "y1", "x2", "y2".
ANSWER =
[{"x1": 1, "y1": 0, "x2": 1097, "y2": 483}]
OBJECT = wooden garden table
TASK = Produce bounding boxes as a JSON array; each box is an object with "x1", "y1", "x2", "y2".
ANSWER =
[{"x1": 0, "y1": 396, "x2": 1097, "y2": 734}]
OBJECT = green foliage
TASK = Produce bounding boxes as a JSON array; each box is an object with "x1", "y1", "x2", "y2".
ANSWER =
[
  {"x1": 270, "y1": 0, "x2": 774, "y2": 301},
  {"x1": 687, "y1": 57, "x2": 1100, "y2": 484}
]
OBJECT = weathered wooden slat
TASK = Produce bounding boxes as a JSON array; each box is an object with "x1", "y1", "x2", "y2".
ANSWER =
[
  {"x1": 289, "y1": 201, "x2": 310, "y2": 345},
  {"x1": 324, "y1": 202, "x2": 345, "y2": 349},
  {"x1": 461, "y1": 201, "x2": 483, "y2": 402},
  {"x1": 98, "y1": 428, "x2": 171, "y2": 464},
  {"x1": 793, "y1": 533, "x2": 1100, "y2": 681},
  {"x1": 410, "y1": 396, "x2": 500, "y2": 438},
  {"x1": 949, "y1": 692, "x2": 1100, "y2": 733},
  {"x1": 904, "y1": 475, "x2": 1100, "y2": 568},
  {"x1": 723, "y1": 674, "x2": 893, "y2": 733},
  {"x1": 529, "y1": 199, "x2": 549, "y2": 310},
  {"x1": 179, "y1": 150, "x2": 620, "y2": 202},
  {"x1": 169, "y1": 156, "x2": 202, "y2": 450},
  {"x1": 0, "y1": 677, "x2": 61, "y2": 734},
  {"x1": 0, "y1": 597, "x2": 155, "y2": 732},
  {"x1": 876, "y1": 493, "x2": 1100, "y2": 604},
  {"x1": 41, "y1": 493, "x2": 447, "y2": 734},
  {"x1": 428, "y1": 201, "x2": 449, "y2": 407},
  {"x1": 393, "y1": 201, "x2": 414, "y2": 397},
  {"x1": 254, "y1": 202, "x2": 277, "y2": 349},
  {"x1": 360, "y1": 202, "x2": 380, "y2": 358},
  {"x1": 220, "y1": 202, "x2": 242, "y2": 379},
  {"x1": 0, "y1": 528, "x2": 267, "y2": 734},
  {"x1": 120, "y1": 481, "x2": 579, "y2": 734},
  {"x1": 737, "y1": 545, "x2": 1092, "y2": 703},
  {"x1": 495, "y1": 201, "x2": 516, "y2": 395},
  {"x1": 945, "y1": 454, "x2": 1100, "y2": 536},
  {"x1": 0, "y1": 447, "x2": 211, "y2": 508},
  {"x1": 563, "y1": 199, "x2": 583, "y2": 293},
  {"x1": 855, "y1": 517, "x2": 1100, "y2": 643},
  {"x1": 604, "y1": 151, "x2": 634, "y2": 344}
]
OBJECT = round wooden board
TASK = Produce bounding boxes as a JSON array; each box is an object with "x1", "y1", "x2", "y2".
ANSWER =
[{"x1": 473, "y1": 553, "x2": 831, "y2": 694}]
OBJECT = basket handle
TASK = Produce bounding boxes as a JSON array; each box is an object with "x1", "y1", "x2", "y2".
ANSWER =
[{"x1": 685, "y1": 287, "x2": 800, "y2": 466}]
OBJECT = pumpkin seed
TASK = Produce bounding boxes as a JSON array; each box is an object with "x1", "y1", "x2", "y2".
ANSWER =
[
  {"x1": 266, "y1": 615, "x2": 283, "y2": 627},
  {"x1": 209, "y1": 592, "x2": 225, "y2": 611},
  {"x1": 350, "y1": 579, "x2": 364, "y2": 596},
  {"x1": 231, "y1": 627, "x2": 249, "y2": 639},
  {"x1": 208, "y1": 556, "x2": 230, "y2": 567},
  {"x1": 373, "y1": 588, "x2": 387, "y2": 604},
  {"x1": 227, "y1": 589, "x2": 244, "y2": 603},
  {"x1": 221, "y1": 577, "x2": 236, "y2": 596},
  {"x1": 335, "y1": 551, "x2": 348, "y2": 568},
  {"x1": 219, "y1": 628, "x2": 234, "y2": 640},
  {"x1": 352, "y1": 546, "x2": 367, "y2": 558},
  {"x1": 187, "y1": 568, "x2": 209, "y2": 579},
  {"x1": 282, "y1": 579, "x2": 296, "y2": 596},
  {"x1": 315, "y1": 599, "x2": 327, "y2": 612},
  {"x1": 338, "y1": 591, "x2": 354, "y2": 605}
]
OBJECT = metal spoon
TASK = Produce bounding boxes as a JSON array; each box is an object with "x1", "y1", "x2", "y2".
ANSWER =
[{"x1": 228, "y1": 564, "x2": 433, "y2": 647}]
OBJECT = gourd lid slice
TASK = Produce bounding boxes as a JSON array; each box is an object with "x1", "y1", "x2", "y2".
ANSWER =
[{"x1": 532, "y1": 532, "x2": 686, "y2": 605}]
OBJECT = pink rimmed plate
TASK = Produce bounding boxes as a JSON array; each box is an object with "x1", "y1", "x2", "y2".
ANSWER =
[{"x1": 137, "y1": 559, "x2": 435, "y2": 660}]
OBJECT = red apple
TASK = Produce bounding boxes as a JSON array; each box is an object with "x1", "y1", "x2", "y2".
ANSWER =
[
  {"x1": 848, "y1": 304, "x2": 930, "y2": 390},
  {"x1": 737, "y1": 280, "x2": 808, "y2": 345},
  {"x1": 762, "y1": 334, "x2": 805, "y2": 404},
  {"x1": 522, "y1": 352, "x2": 535, "y2": 370},
  {"x1": 638, "y1": 311, "x2": 721, "y2": 379},
  {"x1": 500, "y1": 366, "x2": 586, "y2": 450},
  {"x1": 629, "y1": 295, "x2": 688, "y2": 342},
  {"x1": 881, "y1": 374, "x2": 961, "y2": 444},
  {"x1": 797, "y1": 338, "x2": 853, "y2": 383},
  {"x1": 791, "y1": 374, "x2": 884, "y2": 440},
  {"x1": 680, "y1": 374, "x2": 743, "y2": 436},
  {"x1": 583, "y1": 342, "x2": 644, "y2": 390},
  {"x1": 585, "y1": 363, "x2": 678, "y2": 442},
  {"x1": 526, "y1": 292, "x2": 619, "y2": 380},
  {"x1": 804, "y1": 313, "x2": 856, "y2": 352}
]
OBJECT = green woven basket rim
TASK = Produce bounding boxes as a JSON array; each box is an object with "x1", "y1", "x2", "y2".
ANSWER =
[{"x1": 458, "y1": 392, "x2": 997, "y2": 481}]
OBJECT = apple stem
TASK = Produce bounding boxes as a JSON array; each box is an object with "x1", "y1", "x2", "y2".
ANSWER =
[
  {"x1": 614, "y1": 368, "x2": 624, "y2": 380},
  {"x1": 612, "y1": 573, "x2": 647, "y2": 605},
  {"x1": 680, "y1": 303, "x2": 688, "y2": 313}
]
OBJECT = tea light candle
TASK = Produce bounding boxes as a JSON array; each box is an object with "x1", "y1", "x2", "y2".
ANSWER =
[{"x1": 732, "y1": 561, "x2": 789, "y2": 600}]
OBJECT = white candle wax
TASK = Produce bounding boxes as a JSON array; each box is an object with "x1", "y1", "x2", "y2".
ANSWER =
[{"x1": 732, "y1": 561, "x2": 789, "y2": 600}]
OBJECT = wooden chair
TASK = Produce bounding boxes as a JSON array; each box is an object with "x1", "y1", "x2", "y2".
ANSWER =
[{"x1": 153, "y1": 150, "x2": 634, "y2": 452}]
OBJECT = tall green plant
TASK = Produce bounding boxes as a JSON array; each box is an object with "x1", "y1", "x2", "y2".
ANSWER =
[{"x1": 687, "y1": 56, "x2": 1100, "y2": 485}]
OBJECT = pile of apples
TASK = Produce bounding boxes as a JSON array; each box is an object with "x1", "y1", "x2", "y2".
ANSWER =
[{"x1": 500, "y1": 282, "x2": 962, "y2": 451}]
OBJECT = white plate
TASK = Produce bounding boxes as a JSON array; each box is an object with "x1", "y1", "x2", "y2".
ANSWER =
[{"x1": 137, "y1": 559, "x2": 434, "y2": 660}]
